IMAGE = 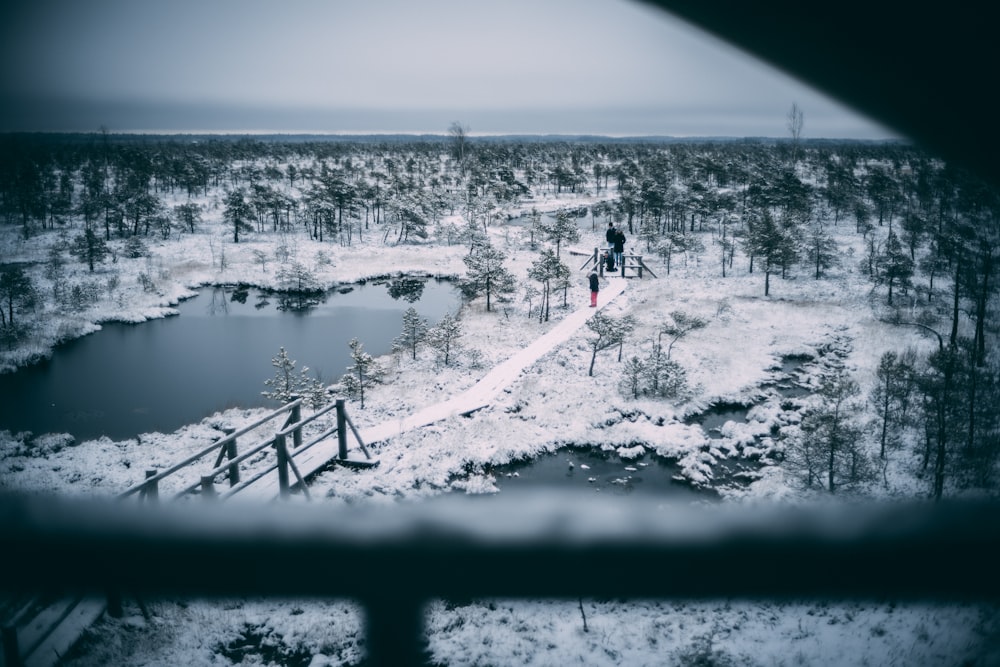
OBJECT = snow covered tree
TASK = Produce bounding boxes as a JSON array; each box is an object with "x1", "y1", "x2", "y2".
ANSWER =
[
  {"x1": 276, "y1": 261, "x2": 322, "y2": 309},
  {"x1": 656, "y1": 230, "x2": 689, "y2": 276},
  {"x1": 459, "y1": 242, "x2": 517, "y2": 312},
  {"x1": 621, "y1": 355, "x2": 645, "y2": 399},
  {"x1": 426, "y1": 312, "x2": 463, "y2": 366},
  {"x1": 743, "y1": 208, "x2": 797, "y2": 296},
  {"x1": 786, "y1": 102, "x2": 804, "y2": 164},
  {"x1": 527, "y1": 249, "x2": 569, "y2": 323},
  {"x1": 173, "y1": 202, "x2": 202, "y2": 234},
  {"x1": 340, "y1": 338, "x2": 384, "y2": 409},
  {"x1": 521, "y1": 283, "x2": 540, "y2": 320},
  {"x1": 792, "y1": 370, "x2": 869, "y2": 493},
  {"x1": 70, "y1": 227, "x2": 109, "y2": 272},
  {"x1": 459, "y1": 216, "x2": 488, "y2": 253},
  {"x1": 585, "y1": 312, "x2": 635, "y2": 377},
  {"x1": 869, "y1": 348, "x2": 917, "y2": 460},
  {"x1": 448, "y1": 120, "x2": 470, "y2": 164},
  {"x1": 0, "y1": 267, "x2": 37, "y2": 329},
  {"x1": 658, "y1": 311, "x2": 708, "y2": 360},
  {"x1": 262, "y1": 347, "x2": 312, "y2": 404},
  {"x1": 875, "y1": 230, "x2": 914, "y2": 305},
  {"x1": 224, "y1": 189, "x2": 254, "y2": 243},
  {"x1": 539, "y1": 211, "x2": 581, "y2": 258},
  {"x1": 393, "y1": 307, "x2": 429, "y2": 360},
  {"x1": 804, "y1": 220, "x2": 838, "y2": 279}
]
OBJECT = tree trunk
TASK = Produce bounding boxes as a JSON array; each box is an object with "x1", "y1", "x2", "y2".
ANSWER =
[{"x1": 950, "y1": 263, "x2": 960, "y2": 348}]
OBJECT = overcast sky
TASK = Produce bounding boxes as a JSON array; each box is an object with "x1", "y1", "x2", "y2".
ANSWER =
[{"x1": 0, "y1": 0, "x2": 896, "y2": 138}]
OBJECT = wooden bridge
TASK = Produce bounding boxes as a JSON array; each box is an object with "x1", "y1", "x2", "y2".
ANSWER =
[
  {"x1": 579, "y1": 246, "x2": 658, "y2": 279},
  {"x1": 1, "y1": 277, "x2": 630, "y2": 667}
]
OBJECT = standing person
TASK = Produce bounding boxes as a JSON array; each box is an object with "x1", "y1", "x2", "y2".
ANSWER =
[
  {"x1": 613, "y1": 227, "x2": 626, "y2": 267},
  {"x1": 605, "y1": 222, "x2": 616, "y2": 251},
  {"x1": 588, "y1": 268, "x2": 600, "y2": 307}
]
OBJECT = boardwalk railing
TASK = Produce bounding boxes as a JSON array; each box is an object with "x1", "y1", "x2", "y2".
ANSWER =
[
  {"x1": 1, "y1": 493, "x2": 999, "y2": 667},
  {"x1": 116, "y1": 396, "x2": 374, "y2": 505},
  {"x1": 2, "y1": 397, "x2": 373, "y2": 667},
  {"x1": 580, "y1": 247, "x2": 658, "y2": 278}
]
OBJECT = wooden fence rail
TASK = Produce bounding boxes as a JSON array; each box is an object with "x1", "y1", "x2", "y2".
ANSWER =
[
  {"x1": 116, "y1": 398, "x2": 305, "y2": 502},
  {"x1": 581, "y1": 247, "x2": 657, "y2": 278}
]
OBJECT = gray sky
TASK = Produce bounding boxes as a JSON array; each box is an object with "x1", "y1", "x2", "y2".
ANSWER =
[{"x1": 0, "y1": 0, "x2": 896, "y2": 138}]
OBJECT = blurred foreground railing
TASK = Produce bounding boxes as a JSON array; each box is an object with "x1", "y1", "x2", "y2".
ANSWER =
[{"x1": 2, "y1": 491, "x2": 999, "y2": 666}]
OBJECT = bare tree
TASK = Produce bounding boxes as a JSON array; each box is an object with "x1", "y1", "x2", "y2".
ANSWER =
[
  {"x1": 787, "y1": 103, "x2": 804, "y2": 163},
  {"x1": 449, "y1": 121, "x2": 470, "y2": 165}
]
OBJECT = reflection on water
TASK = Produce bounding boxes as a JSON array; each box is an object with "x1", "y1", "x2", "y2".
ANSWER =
[{"x1": 0, "y1": 280, "x2": 458, "y2": 442}]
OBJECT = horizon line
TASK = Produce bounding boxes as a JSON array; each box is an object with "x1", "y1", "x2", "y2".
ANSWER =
[{"x1": 1, "y1": 129, "x2": 906, "y2": 142}]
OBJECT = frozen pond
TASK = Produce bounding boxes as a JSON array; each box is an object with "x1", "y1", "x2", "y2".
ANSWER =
[{"x1": 0, "y1": 278, "x2": 459, "y2": 442}]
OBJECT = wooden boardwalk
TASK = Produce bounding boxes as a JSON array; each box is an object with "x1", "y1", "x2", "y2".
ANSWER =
[
  {"x1": 244, "y1": 277, "x2": 628, "y2": 500},
  {"x1": 1, "y1": 279, "x2": 629, "y2": 666}
]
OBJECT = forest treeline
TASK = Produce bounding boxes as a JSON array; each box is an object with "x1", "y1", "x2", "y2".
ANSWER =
[{"x1": 0, "y1": 133, "x2": 997, "y2": 498}]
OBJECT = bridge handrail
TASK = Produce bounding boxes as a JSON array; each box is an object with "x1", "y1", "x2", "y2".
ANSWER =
[
  {"x1": 169, "y1": 434, "x2": 282, "y2": 501},
  {"x1": 275, "y1": 399, "x2": 338, "y2": 439},
  {"x1": 181, "y1": 421, "x2": 340, "y2": 501},
  {"x1": 115, "y1": 398, "x2": 303, "y2": 501}
]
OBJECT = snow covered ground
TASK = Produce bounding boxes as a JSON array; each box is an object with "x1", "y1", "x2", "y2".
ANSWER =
[{"x1": 2, "y1": 184, "x2": 998, "y2": 665}]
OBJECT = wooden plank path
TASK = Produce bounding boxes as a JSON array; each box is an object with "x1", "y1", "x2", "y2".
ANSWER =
[{"x1": 243, "y1": 277, "x2": 628, "y2": 500}]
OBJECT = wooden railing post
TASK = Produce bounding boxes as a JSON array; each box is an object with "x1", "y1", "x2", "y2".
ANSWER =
[
  {"x1": 637, "y1": 256, "x2": 643, "y2": 279},
  {"x1": 225, "y1": 439, "x2": 240, "y2": 487},
  {"x1": 200, "y1": 476, "x2": 217, "y2": 501},
  {"x1": 336, "y1": 399, "x2": 348, "y2": 460},
  {"x1": 290, "y1": 400, "x2": 302, "y2": 449},
  {"x1": 107, "y1": 591, "x2": 124, "y2": 618},
  {"x1": 2, "y1": 624, "x2": 21, "y2": 667},
  {"x1": 275, "y1": 434, "x2": 290, "y2": 498},
  {"x1": 142, "y1": 469, "x2": 159, "y2": 504}
]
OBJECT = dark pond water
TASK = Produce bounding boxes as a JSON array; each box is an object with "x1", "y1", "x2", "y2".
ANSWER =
[
  {"x1": 492, "y1": 447, "x2": 711, "y2": 500},
  {"x1": 0, "y1": 278, "x2": 459, "y2": 442},
  {"x1": 490, "y1": 355, "x2": 813, "y2": 499}
]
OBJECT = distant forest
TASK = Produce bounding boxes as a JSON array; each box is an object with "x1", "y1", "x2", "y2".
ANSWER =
[{"x1": 0, "y1": 132, "x2": 997, "y2": 498}]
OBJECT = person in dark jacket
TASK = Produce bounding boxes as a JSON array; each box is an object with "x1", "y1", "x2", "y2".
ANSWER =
[
  {"x1": 604, "y1": 250, "x2": 615, "y2": 272},
  {"x1": 605, "y1": 222, "x2": 616, "y2": 251},
  {"x1": 588, "y1": 269, "x2": 600, "y2": 307},
  {"x1": 613, "y1": 228, "x2": 626, "y2": 266}
]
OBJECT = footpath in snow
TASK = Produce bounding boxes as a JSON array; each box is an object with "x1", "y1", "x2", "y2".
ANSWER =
[{"x1": 249, "y1": 277, "x2": 628, "y2": 499}]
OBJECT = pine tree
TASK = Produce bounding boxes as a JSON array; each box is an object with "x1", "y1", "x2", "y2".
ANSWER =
[
  {"x1": 743, "y1": 208, "x2": 797, "y2": 295},
  {"x1": 70, "y1": 227, "x2": 109, "y2": 272},
  {"x1": 527, "y1": 249, "x2": 569, "y2": 323},
  {"x1": 621, "y1": 356, "x2": 646, "y2": 399},
  {"x1": 804, "y1": 220, "x2": 838, "y2": 279},
  {"x1": 459, "y1": 242, "x2": 517, "y2": 312},
  {"x1": 224, "y1": 189, "x2": 254, "y2": 243},
  {"x1": 869, "y1": 349, "x2": 917, "y2": 459},
  {"x1": 794, "y1": 370, "x2": 869, "y2": 493},
  {"x1": 539, "y1": 211, "x2": 581, "y2": 258},
  {"x1": 876, "y1": 230, "x2": 914, "y2": 305},
  {"x1": 0, "y1": 267, "x2": 37, "y2": 329},
  {"x1": 340, "y1": 338, "x2": 384, "y2": 409},
  {"x1": 393, "y1": 307, "x2": 429, "y2": 360},
  {"x1": 261, "y1": 347, "x2": 318, "y2": 405},
  {"x1": 426, "y1": 312, "x2": 463, "y2": 366}
]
